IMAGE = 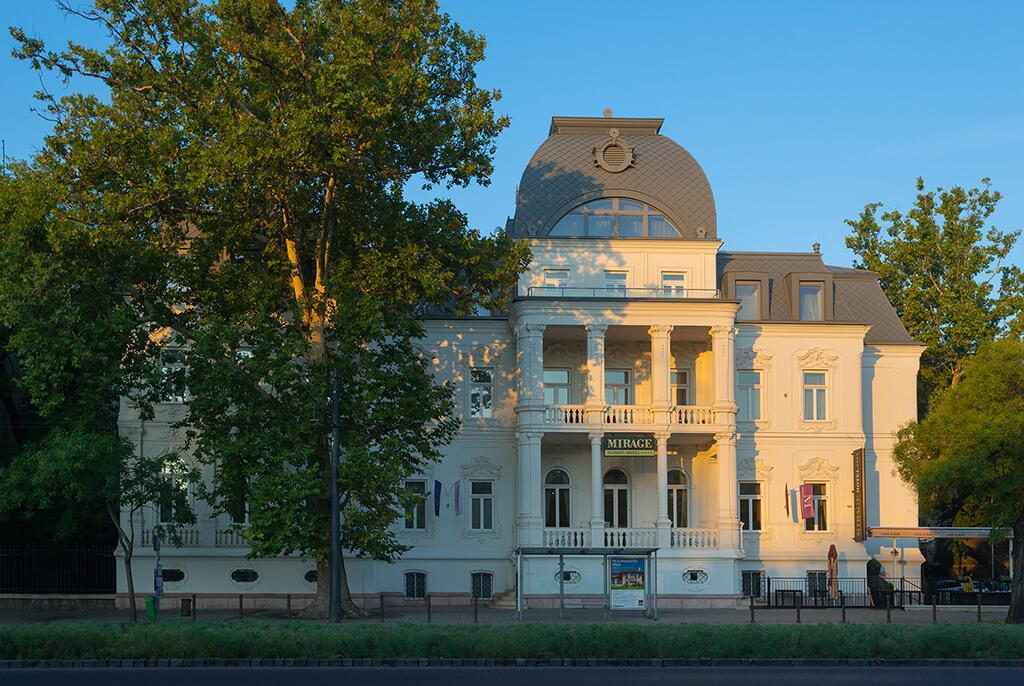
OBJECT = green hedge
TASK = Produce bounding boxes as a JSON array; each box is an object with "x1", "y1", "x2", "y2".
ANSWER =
[{"x1": 1, "y1": 623, "x2": 1024, "y2": 660}]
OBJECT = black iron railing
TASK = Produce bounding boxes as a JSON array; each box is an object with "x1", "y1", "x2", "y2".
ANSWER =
[{"x1": 0, "y1": 545, "x2": 115, "y2": 594}]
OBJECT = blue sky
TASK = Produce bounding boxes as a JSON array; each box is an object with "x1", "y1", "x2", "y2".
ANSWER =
[{"x1": 3, "y1": 1, "x2": 1023, "y2": 267}]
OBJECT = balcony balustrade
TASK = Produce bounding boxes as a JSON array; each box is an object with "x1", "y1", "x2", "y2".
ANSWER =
[
  {"x1": 542, "y1": 527, "x2": 590, "y2": 548},
  {"x1": 525, "y1": 286, "x2": 721, "y2": 299},
  {"x1": 542, "y1": 527, "x2": 720, "y2": 550},
  {"x1": 543, "y1": 403, "x2": 715, "y2": 429},
  {"x1": 140, "y1": 523, "x2": 249, "y2": 549},
  {"x1": 670, "y1": 527, "x2": 718, "y2": 549}
]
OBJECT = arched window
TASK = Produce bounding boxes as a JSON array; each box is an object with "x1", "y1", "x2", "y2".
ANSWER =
[
  {"x1": 549, "y1": 198, "x2": 682, "y2": 238},
  {"x1": 667, "y1": 469, "x2": 689, "y2": 528},
  {"x1": 603, "y1": 469, "x2": 629, "y2": 528},
  {"x1": 544, "y1": 469, "x2": 571, "y2": 528}
]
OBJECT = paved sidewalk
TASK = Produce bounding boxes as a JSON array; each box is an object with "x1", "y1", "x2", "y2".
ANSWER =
[{"x1": 0, "y1": 605, "x2": 1011, "y2": 626}]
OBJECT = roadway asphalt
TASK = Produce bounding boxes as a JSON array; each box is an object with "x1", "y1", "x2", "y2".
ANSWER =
[{"x1": 1, "y1": 667, "x2": 1020, "y2": 685}]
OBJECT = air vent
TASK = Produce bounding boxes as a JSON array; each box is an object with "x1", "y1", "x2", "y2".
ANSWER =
[{"x1": 304, "y1": 570, "x2": 317, "y2": 584}]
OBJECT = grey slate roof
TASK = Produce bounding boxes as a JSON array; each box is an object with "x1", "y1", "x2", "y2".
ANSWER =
[
  {"x1": 511, "y1": 117, "x2": 717, "y2": 240},
  {"x1": 717, "y1": 252, "x2": 917, "y2": 345}
]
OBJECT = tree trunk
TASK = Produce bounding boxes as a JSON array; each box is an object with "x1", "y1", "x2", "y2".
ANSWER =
[
  {"x1": 1007, "y1": 527, "x2": 1024, "y2": 623},
  {"x1": 300, "y1": 556, "x2": 368, "y2": 618},
  {"x1": 106, "y1": 503, "x2": 137, "y2": 623},
  {"x1": 337, "y1": 549, "x2": 367, "y2": 617},
  {"x1": 123, "y1": 546, "x2": 137, "y2": 623}
]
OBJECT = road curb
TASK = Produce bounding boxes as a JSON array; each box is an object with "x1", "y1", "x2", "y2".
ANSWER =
[{"x1": 1, "y1": 657, "x2": 1024, "y2": 668}]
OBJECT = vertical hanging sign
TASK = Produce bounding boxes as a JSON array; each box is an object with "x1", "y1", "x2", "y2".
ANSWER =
[{"x1": 853, "y1": 448, "x2": 867, "y2": 542}]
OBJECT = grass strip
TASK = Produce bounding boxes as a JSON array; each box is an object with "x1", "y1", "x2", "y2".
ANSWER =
[{"x1": 0, "y1": 622, "x2": 1023, "y2": 661}]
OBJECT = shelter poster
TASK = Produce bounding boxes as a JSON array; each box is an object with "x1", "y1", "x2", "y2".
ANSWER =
[{"x1": 609, "y1": 557, "x2": 646, "y2": 609}]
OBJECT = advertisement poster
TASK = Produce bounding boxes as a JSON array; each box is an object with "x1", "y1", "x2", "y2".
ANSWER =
[{"x1": 609, "y1": 557, "x2": 646, "y2": 609}]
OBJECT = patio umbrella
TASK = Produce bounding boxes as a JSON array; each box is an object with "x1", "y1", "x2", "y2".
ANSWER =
[{"x1": 827, "y1": 544, "x2": 839, "y2": 599}]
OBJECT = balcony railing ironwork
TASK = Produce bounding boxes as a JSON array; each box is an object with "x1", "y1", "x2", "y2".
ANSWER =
[{"x1": 526, "y1": 286, "x2": 722, "y2": 299}]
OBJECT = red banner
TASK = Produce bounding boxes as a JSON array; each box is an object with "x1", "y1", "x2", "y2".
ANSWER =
[{"x1": 799, "y1": 483, "x2": 815, "y2": 520}]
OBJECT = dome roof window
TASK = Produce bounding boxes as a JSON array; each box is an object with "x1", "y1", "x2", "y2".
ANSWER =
[{"x1": 549, "y1": 197, "x2": 682, "y2": 238}]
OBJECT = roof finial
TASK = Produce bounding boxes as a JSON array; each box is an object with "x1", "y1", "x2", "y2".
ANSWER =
[
  {"x1": 602, "y1": 107, "x2": 613, "y2": 118},
  {"x1": 812, "y1": 242, "x2": 821, "y2": 255}
]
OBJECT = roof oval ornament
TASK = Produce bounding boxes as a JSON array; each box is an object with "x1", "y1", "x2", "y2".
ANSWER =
[{"x1": 592, "y1": 128, "x2": 635, "y2": 173}]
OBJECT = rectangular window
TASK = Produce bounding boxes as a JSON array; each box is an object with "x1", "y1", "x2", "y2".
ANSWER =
[
  {"x1": 469, "y1": 367, "x2": 494, "y2": 418},
  {"x1": 471, "y1": 572, "x2": 494, "y2": 600},
  {"x1": 543, "y1": 368, "x2": 570, "y2": 406},
  {"x1": 799, "y1": 283, "x2": 824, "y2": 320},
  {"x1": 736, "y1": 281, "x2": 760, "y2": 320},
  {"x1": 159, "y1": 474, "x2": 189, "y2": 524},
  {"x1": 670, "y1": 369, "x2": 690, "y2": 406},
  {"x1": 159, "y1": 349, "x2": 188, "y2": 403},
  {"x1": 542, "y1": 269, "x2": 569, "y2": 293},
  {"x1": 604, "y1": 271, "x2": 627, "y2": 295},
  {"x1": 605, "y1": 369, "x2": 631, "y2": 405},
  {"x1": 470, "y1": 480, "x2": 494, "y2": 531},
  {"x1": 807, "y1": 570, "x2": 828, "y2": 593},
  {"x1": 404, "y1": 480, "x2": 427, "y2": 530},
  {"x1": 742, "y1": 570, "x2": 763, "y2": 598},
  {"x1": 739, "y1": 482, "x2": 762, "y2": 531},
  {"x1": 804, "y1": 483, "x2": 828, "y2": 531},
  {"x1": 737, "y1": 370, "x2": 762, "y2": 421},
  {"x1": 662, "y1": 272, "x2": 686, "y2": 297},
  {"x1": 802, "y1": 371, "x2": 827, "y2": 421},
  {"x1": 404, "y1": 571, "x2": 427, "y2": 599}
]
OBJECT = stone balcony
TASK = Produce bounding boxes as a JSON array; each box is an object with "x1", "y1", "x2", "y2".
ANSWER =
[
  {"x1": 542, "y1": 404, "x2": 715, "y2": 431},
  {"x1": 542, "y1": 527, "x2": 719, "y2": 550}
]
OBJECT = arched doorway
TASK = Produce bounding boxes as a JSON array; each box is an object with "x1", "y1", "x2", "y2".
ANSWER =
[
  {"x1": 544, "y1": 468, "x2": 571, "y2": 528},
  {"x1": 603, "y1": 468, "x2": 629, "y2": 528},
  {"x1": 667, "y1": 469, "x2": 689, "y2": 527}
]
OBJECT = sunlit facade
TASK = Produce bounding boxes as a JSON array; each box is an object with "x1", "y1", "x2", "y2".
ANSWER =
[{"x1": 118, "y1": 116, "x2": 924, "y2": 608}]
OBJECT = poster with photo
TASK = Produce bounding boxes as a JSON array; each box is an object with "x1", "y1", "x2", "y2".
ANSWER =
[{"x1": 609, "y1": 557, "x2": 646, "y2": 609}]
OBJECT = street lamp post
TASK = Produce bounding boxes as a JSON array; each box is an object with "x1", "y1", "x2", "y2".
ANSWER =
[{"x1": 330, "y1": 367, "x2": 342, "y2": 622}]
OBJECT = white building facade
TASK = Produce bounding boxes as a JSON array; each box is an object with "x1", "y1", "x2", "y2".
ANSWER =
[{"x1": 118, "y1": 116, "x2": 924, "y2": 608}]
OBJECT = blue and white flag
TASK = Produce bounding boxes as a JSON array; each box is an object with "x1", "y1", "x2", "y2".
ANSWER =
[{"x1": 434, "y1": 480, "x2": 442, "y2": 517}]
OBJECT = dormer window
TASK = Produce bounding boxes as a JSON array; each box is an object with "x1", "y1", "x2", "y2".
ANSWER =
[
  {"x1": 799, "y1": 283, "x2": 824, "y2": 321},
  {"x1": 549, "y1": 198, "x2": 682, "y2": 238},
  {"x1": 736, "y1": 281, "x2": 761, "y2": 321}
]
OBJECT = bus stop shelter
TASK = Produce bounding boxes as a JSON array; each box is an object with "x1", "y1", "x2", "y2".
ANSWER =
[{"x1": 514, "y1": 547, "x2": 659, "y2": 620}]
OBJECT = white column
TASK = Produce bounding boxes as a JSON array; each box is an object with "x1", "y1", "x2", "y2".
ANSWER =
[
  {"x1": 649, "y1": 324, "x2": 673, "y2": 425},
  {"x1": 515, "y1": 322, "x2": 546, "y2": 412},
  {"x1": 588, "y1": 431, "x2": 605, "y2": 546},
  {"x1": 710, "y1": 325, "x2": 737, "y2": 423},
  {"x1": 585, "y1": 323, "x2": 607, "y2": 424},
  {"x1": 655, "y1": 431, "x2": 672, "y2": 548},
  {"x1": 715, "y1": 431, "x2": 741, "y2": 552},
  {"x1": 516, "y1": 430, "x2": 544, "y2": 547}
]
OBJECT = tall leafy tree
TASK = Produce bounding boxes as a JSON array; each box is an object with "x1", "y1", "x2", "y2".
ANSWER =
[
  {"x1": 846, "y1": 178, "x2": 1024, "y2": 410},
  {"x1": 892, "y1": 339, "x2": 1024, "y2": 623},
  {"x1": 2, "y1": 0, "x2": 527, "y2": 616}
]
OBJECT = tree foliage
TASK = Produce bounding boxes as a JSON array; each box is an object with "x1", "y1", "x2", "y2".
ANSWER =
[
  {"x1": 1, "y1": 0, "x2": 528, "y2": 615},
  {"x1": 892, "y1": 339, "x2": 1024, "y2": 622},
  {"x1": 846, "y1": 178, "x2": 1024, "y2": 408}
]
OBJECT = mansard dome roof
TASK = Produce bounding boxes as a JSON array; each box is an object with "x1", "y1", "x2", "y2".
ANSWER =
[{"x1": 510, "y1": 116, "x2": 717, "y2": 240}]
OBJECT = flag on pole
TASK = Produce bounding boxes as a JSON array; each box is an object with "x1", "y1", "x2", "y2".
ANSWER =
[
  {"x1": 799, "y1": 483, "x2": 815, "y2": 520},
  {"x1": 453, "y1": 480, "x2": 462, "y2": 515},
  {"x1": 433, "y1": 480, "x2": 442, "y2": 517},
  {"x1": 785, "y1": 482, "x2": 790, "y2": 517}
]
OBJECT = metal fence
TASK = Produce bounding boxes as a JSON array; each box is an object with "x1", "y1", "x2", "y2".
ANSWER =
[
  {"x1": 752, "y1": 577, "x2": 929, "y2": 608},
  {"x1": 0, "y1": 546, "x2": 115, "y2": 594}
]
